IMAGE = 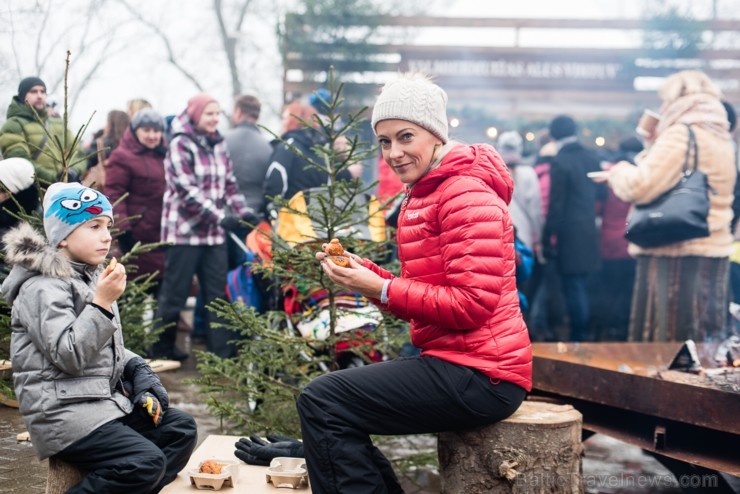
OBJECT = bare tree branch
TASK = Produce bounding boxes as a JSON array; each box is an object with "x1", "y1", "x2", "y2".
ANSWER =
[
  {"x1": 213, "y1": 0, "x2": 242, "y2": 97},
  {"x1": 6, "y1": 6, "x2": 24, "y2": 78},
  {"x1": 117, "y1": 0, "x2": 205, "y2": 92},
  {"x1": 69, "y1": 36, "x2": 124, "y2": 114},
  {"x1": 34, "y1": 0, "x2": 53, "y2": 73},
  {"x1": 234, "y1": 0, "x2": 253, "y2": 33}
]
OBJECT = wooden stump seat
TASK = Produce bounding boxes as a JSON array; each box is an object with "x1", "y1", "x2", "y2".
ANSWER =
[
  {"x1": 45, "y1": 457, "x2": 84, "y2": 494},
  {"x1": 438, "y1": 400, "x2": 583, "y2": 493}
]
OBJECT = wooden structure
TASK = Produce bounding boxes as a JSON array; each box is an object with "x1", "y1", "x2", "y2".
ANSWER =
[
  {"x1": 438, "y1": 400, "x2": 583, "y2": 493},
  {"x1": 282, "y1": 16, "x2": 740, "y2": 120}
]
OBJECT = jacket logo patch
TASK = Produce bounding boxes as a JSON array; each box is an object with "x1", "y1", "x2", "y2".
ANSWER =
[{"x1": 407, "y1": 211, "x2": 420, "y2": 219}]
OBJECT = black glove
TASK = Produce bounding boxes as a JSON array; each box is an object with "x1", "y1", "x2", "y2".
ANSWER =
[
  {"x1": 220, "y1": 215, "x2": 241, "y2": 232},
  {"x1": 123, "y1": 356, "x2": 169, "y2": 411},
  {"x1": 221, "y1": 210, "x2": 261, "y2": 232},
  {"x1": 241, "y1": 209, "x2": 262, "y2": 229},
  {"x1": 138, "y1": 392, "x2": 164, "y2": 426},
  {"x1": 117, "y1": 231, "x2": 135, "y2": 253},
  {"x1": 234, "y1": 434, "x2": 304, "y2": 466}
]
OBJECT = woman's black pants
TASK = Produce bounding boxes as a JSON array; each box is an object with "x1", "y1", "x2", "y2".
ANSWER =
[{"x1": 296, "y1": 356, "x2": 526, "y2": 494}]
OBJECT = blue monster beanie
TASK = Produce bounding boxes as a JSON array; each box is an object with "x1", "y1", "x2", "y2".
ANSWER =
[{"x1": 43, "y1": 182, "x2": 114, "y2": 247}]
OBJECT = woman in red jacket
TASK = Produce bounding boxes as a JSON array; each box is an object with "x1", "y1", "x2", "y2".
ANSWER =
[{"x1": 298, "y1": 73, "x2": 532, "y2": 493}]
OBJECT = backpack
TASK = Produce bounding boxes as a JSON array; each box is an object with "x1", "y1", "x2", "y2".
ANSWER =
[{"x1": 225, "y1": 249, "x2": 262, "y2": 310}]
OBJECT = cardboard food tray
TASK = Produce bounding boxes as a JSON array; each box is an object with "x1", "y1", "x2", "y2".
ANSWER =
[{"x1": 189, "y1": 460, "x2": 239, "y2": 490}]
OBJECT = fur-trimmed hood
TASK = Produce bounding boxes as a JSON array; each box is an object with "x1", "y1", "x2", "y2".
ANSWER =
[{"x1": 1, "y1": 222, "x2": 75, "y2": 305}]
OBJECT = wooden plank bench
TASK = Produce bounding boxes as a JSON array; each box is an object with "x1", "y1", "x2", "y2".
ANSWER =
[{"x1": 160, "y1": 434, "x2": 311, "y2": 493}]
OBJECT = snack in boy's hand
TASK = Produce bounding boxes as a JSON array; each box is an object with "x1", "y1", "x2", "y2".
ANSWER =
[
  {"x1": 323, "y1": 239, "x2": 350, "y2": 267},
  {"x1": 199, "y1": 459, "x2": 224, "y2": 474},
  {"x1": 104, "y1": 257, "x2": 118, "y2": 275}
]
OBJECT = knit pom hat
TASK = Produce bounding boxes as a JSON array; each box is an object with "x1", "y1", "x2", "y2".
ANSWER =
[
  {"x1": 18, "y1": 77, "x2": 46, "y2": 102},
  {"x1": 186, "y1": 93, "x2": 218, "y2": 124},
  {"x1": 131, "y1": 108, "x2": 165, "y2": 131},
  {"x1": 43, "y1": 182, "x2": 113, "y2": 248},
  {"x1": 0, "y1": 158, "x2": 35, "y2": 194},
  {"x1": 497, "y1": 131, "x2": 523, "y2": 164},
  {"x1": 371, "y1": 73, "x2": 449, "y2": 143}
]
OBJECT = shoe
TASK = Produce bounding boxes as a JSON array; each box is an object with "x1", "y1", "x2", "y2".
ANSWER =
[
  {"x1": 148, "y1": 346, "x2": 189, "y2": 362},
  {"x1": 166, "y1": 347, "x2": 190, "y2": 361}
]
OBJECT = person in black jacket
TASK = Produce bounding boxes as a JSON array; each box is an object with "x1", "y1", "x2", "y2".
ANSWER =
[
  {"x1": 263, "y1": 99, "x2": 352, "y2": 208},
  {"x1": 542, "y1": 115, "x2": 605, "y2": 342}
]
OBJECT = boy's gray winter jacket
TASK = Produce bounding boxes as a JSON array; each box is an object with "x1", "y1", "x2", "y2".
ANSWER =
[{"x1": 1, "y1": 223, "x2": 136, "y2": 459}]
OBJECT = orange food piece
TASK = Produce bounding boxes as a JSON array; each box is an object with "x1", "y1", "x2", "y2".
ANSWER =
[
  {"x1": 324, "y1": 238, "x2": 344, "y2": 256},
  {"x1": 328, "y1": 255, "x2": 350, "y2": 267},
  {"x1": 105, "y1": 257, "x2": 117, "y2": 275},
  {"x1": 199, "y1": 460, "x2": 224, "y2": 474}
]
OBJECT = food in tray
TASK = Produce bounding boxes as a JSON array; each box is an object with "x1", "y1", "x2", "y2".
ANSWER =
[
  {"x1": 199, "y1": 459, "x2": 225, "y2": 474},
  {"x1": 324, "y1": 238, "x2": 350, "y2": 267}
]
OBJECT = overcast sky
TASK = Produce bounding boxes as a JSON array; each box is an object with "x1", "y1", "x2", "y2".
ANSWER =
[{"x1": 1, "y1": 0, "x2": 736, "y2": 139}]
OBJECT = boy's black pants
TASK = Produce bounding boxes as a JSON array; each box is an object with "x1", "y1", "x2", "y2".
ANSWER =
[
  {"x1": 296, "y1": 356, "x2": 527, "y2": 494},
  {"x1": 55, "y1": 407, "x2": 197, "y2": 493}
]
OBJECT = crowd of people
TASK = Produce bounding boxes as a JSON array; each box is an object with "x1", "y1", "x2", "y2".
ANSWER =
[{"x1": 0, "y1": 68, "x2": 737, "y2": 492}]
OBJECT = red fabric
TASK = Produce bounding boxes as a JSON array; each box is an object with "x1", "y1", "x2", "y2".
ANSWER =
[
  {"x1": 376, "y1": 155, "x2": 404, "y2": 203},
  {"x1": 364, "y1": 144, "x2": 532, "y2": 391},
  {"x1": 600, "y1": 163, "x2": 632, "y2": 259}
]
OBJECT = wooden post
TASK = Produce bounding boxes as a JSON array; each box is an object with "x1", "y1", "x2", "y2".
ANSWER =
[
  {"x1": 438, "y1": 401, "x2": 583, "y2": 493},
  {"x1": 45, "y1": 457, "x2": 84, "y2": 494}
]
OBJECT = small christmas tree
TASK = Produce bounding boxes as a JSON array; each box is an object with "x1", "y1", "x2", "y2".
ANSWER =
[{"x1": 192, "y1": 71, "x2": 410, "y2": 437}]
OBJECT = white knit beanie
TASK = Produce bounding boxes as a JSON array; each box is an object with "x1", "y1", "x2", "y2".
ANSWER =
[
  {"x1": 0, "y1": 158, "x2": 35, "y2": 194},
  {"x1": 371, "y1": 74, "x2": 449, "y2": 143}
]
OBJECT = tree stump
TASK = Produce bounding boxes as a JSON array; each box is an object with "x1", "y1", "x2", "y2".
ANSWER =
[
  {"x1": 438, "y1": 401, "x2": 583, "y2": 493},
  {"x1": 45, "y1": 457, "x2": 84, "y2": 494}
]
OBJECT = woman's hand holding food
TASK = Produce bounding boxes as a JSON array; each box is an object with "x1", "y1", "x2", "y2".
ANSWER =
[{"x1": 316, "y1": 239, "x2": 385, "y2": 299}]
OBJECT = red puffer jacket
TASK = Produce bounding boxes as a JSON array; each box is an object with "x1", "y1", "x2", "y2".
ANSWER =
[{"x1": 364, "y1": 144, "x2": 532, "y2": 391}]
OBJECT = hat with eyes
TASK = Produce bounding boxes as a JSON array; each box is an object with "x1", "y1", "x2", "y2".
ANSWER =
[{"x1": 43, "y1": 182, "x2": 113, "y2": 247}]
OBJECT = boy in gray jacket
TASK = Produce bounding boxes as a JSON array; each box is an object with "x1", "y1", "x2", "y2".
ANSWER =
[{"x1": 1, "y1": 182, "x2": 197, "y2": 493}]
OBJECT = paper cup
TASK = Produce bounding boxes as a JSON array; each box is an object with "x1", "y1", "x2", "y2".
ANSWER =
[{"x1": 636, "y1": 109, "x2": 660, "y2": 138}]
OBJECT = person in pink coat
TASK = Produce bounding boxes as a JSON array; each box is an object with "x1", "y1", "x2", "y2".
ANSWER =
[{"x1": 296, "y1": 73, "x2": 532, "y2": 494}]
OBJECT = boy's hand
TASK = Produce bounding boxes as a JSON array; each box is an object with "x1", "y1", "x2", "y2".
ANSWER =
[
  {"x1": 93, "y1": 262, "x2": 126, "y2": 310},
  {"x1": 138, "y1": 392, "x2": 164, "y2": 426}
]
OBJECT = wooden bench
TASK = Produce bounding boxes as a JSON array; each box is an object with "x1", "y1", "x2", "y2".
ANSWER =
[
  {"x1": 161, "y1": 434, "x2": 310, "y2": 493},
  {"x1": 45, "y1": 435, "x2": 306, "y2": 493},
  {"x1": 438, "y1": 400, "x2": 583, "y2": 493}
]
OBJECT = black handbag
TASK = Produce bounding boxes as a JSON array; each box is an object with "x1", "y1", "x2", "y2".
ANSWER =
[{"x1": 624, "y1": 125, "x2": 711, "y2": 248}]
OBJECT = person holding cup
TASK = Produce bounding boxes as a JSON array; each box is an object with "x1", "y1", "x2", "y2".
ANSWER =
[
  {"x1": 604, "y1": 70, "x2": 736, "y2": 342},
  {"x1": 635, "y1": 108, "x2": 661, "y2": 142}
]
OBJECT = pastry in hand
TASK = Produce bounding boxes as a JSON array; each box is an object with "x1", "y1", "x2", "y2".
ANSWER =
[
  {"x1": 104, "y1": 257, "x2": 118, "y2": 275},
  {"x1": 324, "y1": 238, "x2": 344, "y2": 256},
  {"x1": 323, "y1": 239, "x2": 350, "y2": 267}
]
